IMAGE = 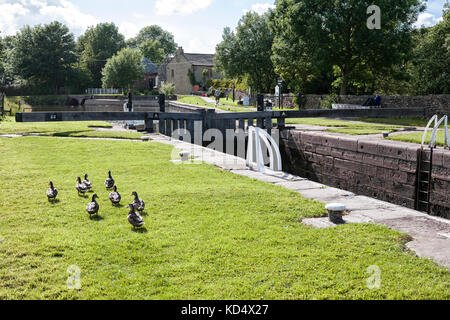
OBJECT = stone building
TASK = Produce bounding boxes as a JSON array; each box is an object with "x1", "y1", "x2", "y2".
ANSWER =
[
  {"x1": 158, "y1": 47, "x2": 221, "y2": 94},
  {"x1": 133, "y1": 57, "x2": 158, "y2": 91}
]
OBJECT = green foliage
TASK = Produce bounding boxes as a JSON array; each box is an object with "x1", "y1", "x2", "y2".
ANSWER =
[
  {"x1": 9, "y1": 21, "x2": 77, "y2": 94},
  {"x1": 78, "y1": 23, "x2": 126, "y2": 87},
  {"x1": 208, "y1": 78, "x2": 248, "y2": 91},
  {"x1": 160, "y1": 82, "x2": 175, "y2": 96},
  {"x1": 215, "y1": 12, "x2": 278, "y2": 93},
  {"x1": 101, "y1": 48, "x2": 144, "y2": 91},
  {"x1": 319, "y1": 94, "x2": 338, "y2": 110},
  {"x1": 410, "y1": 5, "x2": 450, "y2": 94},
  {"x1": 187, "y1": 69, "x2": 198, "y2": 86},
  {"x1": 269, "y1": 0, "x2": 425, "y2": 95},
  {"x1": 127, "y1": 25, "x2": 177, "y2": 57},
  {"x1": 138, "y1": 39, "x2": 165, "y2": 65}
]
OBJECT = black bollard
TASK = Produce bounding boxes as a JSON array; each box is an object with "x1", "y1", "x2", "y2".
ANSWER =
[
  {"x1": 158, "y1": 94, "x2": 166, "y2": 113},
  {"x1": 257, "y1": 94, "x2": 264, "y2": 112},
  {"x1": 127, "y1": 92, "x2": 133, "y2": 112}
]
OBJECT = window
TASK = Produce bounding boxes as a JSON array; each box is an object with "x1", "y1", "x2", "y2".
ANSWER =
[{"x1": 171, "y1": 70, "x2": 174, "y2": 78}]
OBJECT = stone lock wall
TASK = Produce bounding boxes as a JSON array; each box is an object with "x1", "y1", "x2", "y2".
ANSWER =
[{"x1": 280, "y1": 130, "x2": 450, "y2": 218}]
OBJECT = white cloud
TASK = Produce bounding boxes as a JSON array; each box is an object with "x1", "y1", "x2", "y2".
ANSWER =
[
  {"x1": 118, "y1": 21, "x2": 141, "y2": 39},
  {"x1": 0, "y1": 0, "x2": 98, "y2": 37},
  {"x1": 155, "y1": 0, "x2": 213, "y2": 16},
  {"x1": 0, "y1": 2, "x2": 30, "y2": 35},
  {"x1": 243, "y1": 2, "x2": 275, "y2": 15},
  {"x1": 414, "y1": 12, "x2": 443, "y2": 28},
  {"x1": 185, "y1": 36, "x2": 217, "y2": 54}
]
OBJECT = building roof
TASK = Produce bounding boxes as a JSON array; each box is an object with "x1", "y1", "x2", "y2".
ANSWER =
[
  {"x1": 183, "y1": 53, "x2": 215, "y2": 67},
  {"x1": 142, "y1": 57, "x2": 158, "y2": 74}
]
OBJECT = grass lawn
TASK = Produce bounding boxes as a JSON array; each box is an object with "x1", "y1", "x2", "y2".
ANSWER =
[
  {"x1": 0, "y1": 121, "x2": 449, "y2": 299},
  {"x1": 387, "y1": 131, "x2": 448, "y2": 147},
  {"x1": 358, "y1": 117, "x2": 446, "y2": 128},
  {"x1": 285, "y1": 118, "x2": 402, "y2": 135},
  {"x1": 178, "y1": 95, "x2": 253, "y2": 113},
  {"x1": 0, "y1": 117, "x2": 145, "y2": 140}
]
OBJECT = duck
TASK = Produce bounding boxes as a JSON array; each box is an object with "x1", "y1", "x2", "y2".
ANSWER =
[
  {"x1": 127, "y1": 204, "x2": 144, "y2": 229},
  {"x1": 82, "y1": 174, "x2": 93, "y2": 190},
  {"x1": 76, "y1": 177, "x2": 88, "y2": 195},
  {"x1": 131, "y1": 191, "x2": 145, "y2": 213},
  {"x1": 105, "y1": 171, "x2": 115, "y2": 189},
  {"x1": 46, "y1": 181, "x2": 58, "y2": 201},
  {"x1": 86, "y1": 194, "x2": 100, "y2": 216},
  {"x1": 109, "y1": 185, "x2": 121, "y2": 205}
]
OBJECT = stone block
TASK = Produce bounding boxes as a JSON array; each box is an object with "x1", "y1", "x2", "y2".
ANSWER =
[
  {"x1": 377, "y1": 142, "x2": 406, "y2": 159},
  {"x1": 338, "y1": 136, "x2": 359, "y2": 152},
  {"x1": 398, "y1": 159, "x2": 416, "y2": 173},
  {"x1": 342, "y1": 150, "x2": 364, "y2": 163},
  {"x1": 383, "y1": 157, "x2": 400, "y2": 170},
  {"x1": 443, "y1": 151, "x2": 450, "y2": 169},
  {"x1": 405, "y1": 146, "x2": 419, "y2": 162},
  {"x1": 358, "y1": 140, "x2": 379, "y2": 155},
  {"x1": 322, "y1": 135, "x2": 340, "y2": 148},
  {"x1": 432, "y1": 149, "x2": 445, "y2": 167},
  {"x1": 315, "y1": 145, "x2": 332, "y2": 156},
  {"x1": 334, "y1": 158, "x2": 357, "y2": 172},
  {"x1": 330, "y1": 148, "x2": 344, "y2": 158},
  {"x1": 363, "y1": 153, "x2": 384, "y2": 167}
]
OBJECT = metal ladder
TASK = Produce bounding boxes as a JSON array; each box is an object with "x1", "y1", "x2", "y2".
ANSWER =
[
  {"x1": 415, "y1": 115, "x2": 449, "y2": 214},
  {"x1": 415, "y1": 147, "x2": 433, "y2": 214}
]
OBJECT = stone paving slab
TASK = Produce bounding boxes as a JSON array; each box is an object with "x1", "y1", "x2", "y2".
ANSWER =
[{"x1": 296, "y1": 187, "x2": 356, "y2": 202}]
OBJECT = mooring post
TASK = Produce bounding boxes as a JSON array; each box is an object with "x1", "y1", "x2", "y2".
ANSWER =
[
  {"x1": 257, "y1": 94, "x2": 264, "y2": 112},
  {"x1": 298, "y1": 92, "x2": 303, "y2": 110},
  {"x1": 159, "y1": 94, "x2": 166, "y2": 113},
  {"x1": 127, "y1": 92, "x2": 133, "y2": 112}
]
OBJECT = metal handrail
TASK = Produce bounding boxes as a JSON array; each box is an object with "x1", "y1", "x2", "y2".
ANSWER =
[
  {"x1": 422, "y1": 115, "x2": 449, "y2": 149},
  {"x1": 246, "y1": 126, "x2": 282, "y2": 173}
]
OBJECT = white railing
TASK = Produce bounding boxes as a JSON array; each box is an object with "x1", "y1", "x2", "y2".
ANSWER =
[
  {"x1": 422, "y1": 115, "x2": 449, "y2": 149},
  {"x1": 86, "y1": 88, "x2": 123, "y2": 95},
  {"x1": 246, "y1": 126, "x2": 282, "y2": 173}
]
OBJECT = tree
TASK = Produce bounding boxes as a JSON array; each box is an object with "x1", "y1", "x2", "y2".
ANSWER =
[
  {"x1": 138, "y1": 39, "x2": 165, "y2": 65},
  {"x1": 410, "y1": 3, "x2": 450, "y2": 94},
  {"x1": 101, "y1": 48, "x2": 144, "y2": 92},
  {"x1": 127, "y1": 25, "x2": 177, "y2": 58},
  {"x1": 78, "y1": 23, "x2": 125, "y2": 87},
  {"x1": 215, "y1": 12, "x2": 278, "y2": 93},
  {"x1": 269, "y1": 0, "x2": 425, "y2": 95},
  {"x1": 10, "y1": 21, "x2": 77, "y2": 93}
]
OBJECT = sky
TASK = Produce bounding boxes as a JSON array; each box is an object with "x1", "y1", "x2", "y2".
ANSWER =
[{"x1": 0, "y1": 0, "x2": 447, "y2": 54}]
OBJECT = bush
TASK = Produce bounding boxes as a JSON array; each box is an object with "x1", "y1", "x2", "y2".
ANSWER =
[
  {"x1": 160, "y1": 82, "x2": 175, "y2": 96},
  {"x1": 319, "y1": 94, "x2": 338, "y2": 110}
]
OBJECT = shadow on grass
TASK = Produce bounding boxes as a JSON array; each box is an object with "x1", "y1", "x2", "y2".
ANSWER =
[
  {"x1": 89, "y1": 215, "x2": 104, "y2": 221},
  {"x1": 48, "y1": 199, "x2": 61, "y2": 204},
  {"x1": 132, "y1": 227, "x2": 148, "y2": 234},
  {"x1": 112, "y1": 203, "x2": 124, "y2": 208},
  {"x1": 52, "y1": 131, "x2": 91, "y2": 137}
]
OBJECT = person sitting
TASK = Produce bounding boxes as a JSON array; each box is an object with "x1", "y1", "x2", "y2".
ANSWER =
[
  {"x1": 363, "y1": 91, "x2": 382, "y2": 107},
  {"x1": 374, "y1": 92, "x2": 381, "y2": 107}
]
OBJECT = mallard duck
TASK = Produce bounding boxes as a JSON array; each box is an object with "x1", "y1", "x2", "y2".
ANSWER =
[
  {"x1": 127, "y1": 204, "x2": 144, "y2": 229},
  {"x1": 105, "y1": 171, "x2": 115, "y2": 189},
  {"x1": 76, "y1": 177, "x2": 88, "y2": 195},
  {"x1": 109, "y1": 185, "x2": 121, "y2": 205},
  {"x1": 86, "y1": 194, "x2": 99, "y2": 216},
  {"x1": 83, "y1": 174, "x2": 93, "y2": 190},
  {"x1": 46, "y1": 181, "x2": 58, "y2": 201},
  {"x1": 131, "y1": 191, "x2": 145, "y2": 213}
]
